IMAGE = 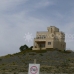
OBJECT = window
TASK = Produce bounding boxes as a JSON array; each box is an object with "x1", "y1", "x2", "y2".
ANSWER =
[
  {"x1": 41, "y1": 36, "x2": 43, "y2": 39},
  {"x1": 37, "y1": 37, "x2": 39, "y2": 39},
  {"x1": 37, "y1": 35, "x2": 46, "y2": 39},
  {"x1": 51, "y1": 28, "x2": 52, "y2": 33},
  {"x1": 39, "y1": 43, "x2": 45, "y2": 48},
  {"x1": 43, "y1": 35, "x2": 46, "y2": 39},
  {"x1": 44, "y1": 36, "x2": 46, "y2": 38},
  {"x1": 41, "y1": 44, "x2": 45, "y2": 47},
  {"x1": 39, "y1": 35, "x2": 41, "y2": 39},
  {"x1": 52, "y1": 34, "x2": 54, "y2": 37},
  {"x1": 48, "y1": 42, "x2": 51, "y2": 45}
]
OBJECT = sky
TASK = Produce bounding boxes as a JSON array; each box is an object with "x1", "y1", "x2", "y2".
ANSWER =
[{"x1": 0, "y1": 0, "x2": 74, "y2": 56}]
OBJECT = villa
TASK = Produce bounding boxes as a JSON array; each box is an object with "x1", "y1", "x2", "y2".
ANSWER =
[{"x1": 32, "y1": 26, "x2": 66, "y2": 51}]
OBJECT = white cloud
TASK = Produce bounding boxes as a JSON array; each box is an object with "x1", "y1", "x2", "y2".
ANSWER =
[
  {"x1": 0, "y1": 0, "x2": 28, "y2": 11},
  {"x1": 0, "y1": 0, "x2": 74, "y2": 56},
  {"x1": 0, "y1": 10, "x2": 51, "y2": 56},
  {"x1": 53, "y1": 11, "x2": 64, "y2": 19},
  {"x1": 35, "y1": 0, "x2": 54, "y2": 8}
]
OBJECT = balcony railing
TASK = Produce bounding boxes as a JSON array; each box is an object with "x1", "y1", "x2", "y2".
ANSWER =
[
  {"x1": 34, "y1": 38, "x2": 46, "y2": 41},
  {"x1": 35, "y1": 37, "x2": 46, "y2": 39}
]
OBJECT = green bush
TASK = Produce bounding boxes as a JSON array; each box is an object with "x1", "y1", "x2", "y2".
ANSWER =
[
  {"x1": 5, "y1": 54, "x2": 12, "y2": 58},
  {"x1": 29, "y1": 53, "x2": 36, "y2": 55},
  {"x1": 0, "y1": 58, "x2": 2, "y2": 61},
  {"x1": 29, "y1": 46, "x2": 33, "y2": 50},
  {"x1": 19, "y1": 44, "x2": 28, "y2": 52},
  {"x1": 39, "y1": 53, "x2": 43, "y2": 56},
  {"x1": 61, "y1": 60, "x2": 69, "y2": 67},
  {"x1": 64, "y1": 50, "x2": 73, "y2": 53},
  {"x1": 46, "y1": 48, "x2": 55, "y2": 51},
  {"x1": 34, "y1": 50, "x2": 47, "y2": 53}
]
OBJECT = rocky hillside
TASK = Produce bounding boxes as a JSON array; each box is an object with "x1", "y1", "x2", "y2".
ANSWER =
[{"x1": 0, "y1": 50, "x2": 74, "y2": 73}]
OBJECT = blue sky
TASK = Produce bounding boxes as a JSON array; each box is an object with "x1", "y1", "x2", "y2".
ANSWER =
[{"x1": 0, "y1": 0, "x2": 74, "y2": 56}]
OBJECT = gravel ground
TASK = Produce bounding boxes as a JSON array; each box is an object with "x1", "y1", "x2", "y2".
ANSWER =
[{"x1": 0, "y1": 50, "x2": 74, "y2": 73}]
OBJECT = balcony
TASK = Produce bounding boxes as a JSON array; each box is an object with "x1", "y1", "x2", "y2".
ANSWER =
[{"x1": 34, "y1": 38, "x2": 46, "y2": 42}]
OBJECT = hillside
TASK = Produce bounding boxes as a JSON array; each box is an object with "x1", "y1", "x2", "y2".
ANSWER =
[{"x1": 0, "y1": 50, "x2": 74, "y2": 73}]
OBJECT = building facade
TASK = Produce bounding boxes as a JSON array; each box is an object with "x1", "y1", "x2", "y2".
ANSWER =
[{"x1": 32, "y1": 26, "x2": 66, "y2": 51}]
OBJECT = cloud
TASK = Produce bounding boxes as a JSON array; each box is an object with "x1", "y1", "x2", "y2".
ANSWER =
[
  {"x1": 0, "y1": 0, "x2": 74, "y2": 56},
  {"x1": 35, "y1": 0, "x2": 54, "y2": 8},
  {"x1": 0, "y1": 10, "x2": 51, "y2": 56},
  {"x1": 0, "y1": 0, "x2": 27, "y2": 9}
]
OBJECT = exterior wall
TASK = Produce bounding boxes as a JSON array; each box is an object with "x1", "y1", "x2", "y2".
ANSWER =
[
  {"x1": 32, "y1": 26, "x2": 66, "y2": 51},
  {"x1": 46, "y1": 40, "x2": 54, "y2": 48}
]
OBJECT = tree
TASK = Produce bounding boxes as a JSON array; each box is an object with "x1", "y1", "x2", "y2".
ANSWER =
[
  {"x1": 29, "y1": 46, "x2": 33, "y2": 50},
  {"x1": 19, "y1": 44, "x2": 28, "y2": 52}
]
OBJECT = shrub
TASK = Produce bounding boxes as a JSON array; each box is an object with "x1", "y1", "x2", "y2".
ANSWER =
[
  {"x1": 5, "y1": 54, "x2": 12, "y2": 57},
  {"x1": 64, "y1": 50, "x2": 73, "y2": 53},
  {"x1": 39, "y1": 53, "x2": 43, "y2": 56},
  {"x1": 46, "y1": 48, "x2": 55, "y2": 51},
  {"x1": 19, "y1": 44, "x2": 28, "y2": 52},
  {"x1": 0, "y1": 58, "x2": 2, "y2": 61},
  {"x1": 12, "y1": 62, "x2": 16, "y2": 65},
  {"x1": 2, "y1": 63, "x2": 5, "y2": 66},
  {"x1": 61, "y1": 60, "x2": 69, "y2": 67},
  {"x1": 29, "y1": 53, "x2": 36, "y2": 55},
  {"x1": 29, "y1": 46, "x2": 33, "y2": 50},
  {"x1": 34, "y1": 50, "x2": 47, "y2": 53}
]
